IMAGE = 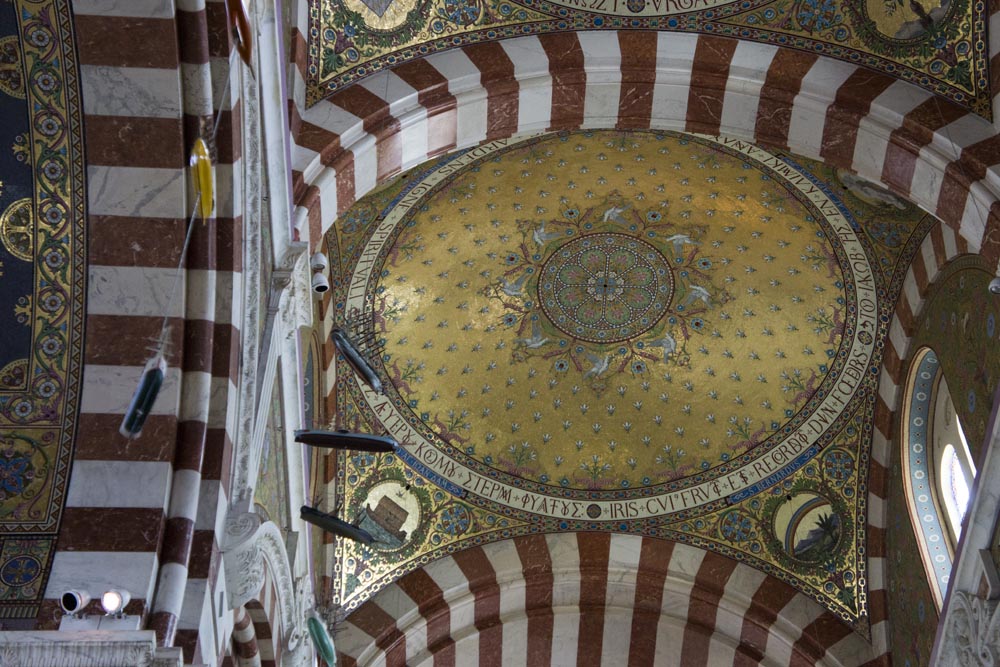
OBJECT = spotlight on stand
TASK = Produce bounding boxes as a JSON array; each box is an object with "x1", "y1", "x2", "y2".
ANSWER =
[
  {"x1": 294, "y1": 429, "x2": 397, "y2": 453},
  {"x1": 100, "y1": 589, "x2": 131, "y2": 617},
  {"x1": 59, "y1": 590, "x2": 90, "y2": 616},
  {"x1": 300, "y1": 506, "x2": 374, "y2": 545},
  {"x1": 990, "y1": 277, "x2": 1000, "y2": 295},
  {"x1": 332, "y1": 329, "x2": 383, "y2": 395}
]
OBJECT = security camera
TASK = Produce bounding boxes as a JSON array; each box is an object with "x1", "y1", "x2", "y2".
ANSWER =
[
  {"x1": 312, "y1": 272, "x2": 330, "y2": 294},
  {"x1": 60, "y1": 590, "x2": 91, "y2": 615},
  {"x1": 310, "y1": 252, "x2": 329, "y2": 272},
  {"x1": 990, "y1": 277, "x2": 1000, "y2": 295}
]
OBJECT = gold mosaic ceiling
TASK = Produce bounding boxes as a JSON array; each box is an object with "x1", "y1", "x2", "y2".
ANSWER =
[
  {"x1": 308, "y1": 0, "x2": 990, "y2": 116},
  {"x1": 324, "y1": 129, "x2": 935, "y2": 629}
]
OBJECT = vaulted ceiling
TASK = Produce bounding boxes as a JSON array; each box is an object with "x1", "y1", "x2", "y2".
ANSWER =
[
  {"x1": 320, "y1": 128, "x2": 936, "y2": 643},
  {"x1": 306, "y1": 0, "x2": 991, "y2": 116}
]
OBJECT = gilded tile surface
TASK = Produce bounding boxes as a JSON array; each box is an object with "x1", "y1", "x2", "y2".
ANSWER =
[
  {"x1": 0, "y1": 0, "x2": 86, "y2": 618},
  {"x1": 325, "y1": 130, "x2": 934, "y2": 629},
  {"x1": 308, "y1": 0, "x2": 990, "y2": 116}
]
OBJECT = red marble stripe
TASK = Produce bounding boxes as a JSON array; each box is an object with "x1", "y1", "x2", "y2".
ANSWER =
[
  {"x1": 396, "y1": 569, "x2": 456, "y2": 666},
  {"x1": 57, "y1": 508, "x2": 162, "y2": 552},
  {"x1": 539, "y1": 33, "x2": 586, "y2": 131},
  {"x1": 75, "y1": 414, "x2": 176, "y2": 462},
  {"x1": 331, "y1": 85, "x2": 402, "y2": 182},
  {"x1": 393, "y1": 59, "x2": 458, "y2": 157},
  {"x1": 87, "y1": 215, "x2": 187, "y2": 267},
  {"x1": 205, "y1": 1, "x2": 234, "y2": 59},
  {"x1": 576, "y1": 533, "x2": 611, "y2": 667},
  {"x1": 882, "y1": 341, "x2": 903, "y2": 391},
  {"x1": 733, "y1": 577, "x2": 799, "y2": 666},
  {"x1": 789, "y1": 612, "x2": 853, "y2": 666},
  {"x1": 291, "y1": 28, "x2": 309, "y2": 83},
  {"x1": 462, "y1": 42, "x2": 518, "y2": 141},
  {"x1": 755, "y1": 50, "x2": 818, "y2": 149},
  {"x1": 680, "y1": 552, "x2": 738, "y2": 664},
  {"x1": 935, "y1": 135, "x2": 1000, "y2": 234},
  {"x1": 875, "y1": 394, "x2": 894, "y2": 440},
  {"x1": 911, "y1": 246, "x2": 931, "y2": 295},
  {"x1": 85, "y1": 116, "x2": 184, "y2": 169},
  {"x1": 176, "y1": 8, "x2": 210, "y2": 66},
  {"x1": 819, "y1": 70, "x2": 895, "y2": 169},
  {"x1": 617, "y1": 32, "x2": 658, "y2": 130},
  {"x1": 452, "y1": 547, "x2": 503, "y2": 667},
  {"x1": 627, "y1": 537, "x2": 675, "y2": 666},
  {"x1": 74, "y1": 15, "x2": 178, "y2": 68},
  {"x1": 174, "y1": 628, "x2": 200, "y2": 663},
  {"x1": 881, "y1": 98, "x2": 967, "y2": 195},
  {"x1": 161, "y1": 516, "x2": 195, "y2": 566},
  {"x1": 188, "y1": 529, "x2": 218, "y2": 580},
  {"x1": 685, "y1": 35, "x2": 738, "y2": 136},
  {"x1": 85, "y1": 315, "x2": 182, "y2": 367},
  {"x1": 929, "y1": 222, "x2": 948, "y2": 269},
  {"x1": 980, "y1": 200, "x2": 1000, "y2": 266},
  {"x1": 149, "y1": 610, "x2": 177, "y2": 647},
  {"x1": 348, "y1": 603, "x2": 407, "y2": 665},
  {"x1": 514, "y1": 535, "x2": 554, "y2": 665}
]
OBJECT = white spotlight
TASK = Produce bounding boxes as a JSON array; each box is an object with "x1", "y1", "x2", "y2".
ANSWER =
[
  {"x1": 59, "y1": 590, "x2": 90, "y2": 615},
  {"x1": 101, "y1": 589, "x2": 131, "y2": 616}
]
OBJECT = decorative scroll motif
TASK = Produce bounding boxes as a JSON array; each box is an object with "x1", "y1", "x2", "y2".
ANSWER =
[
  {"x1": 940, "y1": 592, "x2": 1000, "y2": 666},
  {"x1": 221, "y1": 512, "x2": 307, "y2": 651},
  {"x1": 0, "y1": 632, "x2": 158, "y2": 667}
]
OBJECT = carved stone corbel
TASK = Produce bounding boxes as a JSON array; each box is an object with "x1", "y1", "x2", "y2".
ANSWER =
[
  {"x1": 939, "y1": 591, "x2": 1000, "y2": 666},
  {"x1": 221, "y1": 512, "x2": 306, "y2": 652}
]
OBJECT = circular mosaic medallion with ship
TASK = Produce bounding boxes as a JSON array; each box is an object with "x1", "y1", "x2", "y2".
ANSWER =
[{"x1": 351, "y1": 130, "x2": 878, "y2": 512}]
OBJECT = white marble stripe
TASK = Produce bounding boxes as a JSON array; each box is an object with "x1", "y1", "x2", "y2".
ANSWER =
[
  {"x1": 178, "y1": 577, "x2": 209, "y2": 630},
  {"x1": 711, "y1": 564, "x2": 766, "y2": 658},
  {"x1": 652, "y1": 610, "x2": 685, "y2": 666},
  {"x1": 500, "y1": 36, "x2": 553, "y2": 134},
  {"x1": 79, "y1": 364, "x2": 181, "y2": 415},
  {"x1": 719, "y1": 41, "x2": 777, "y2": 139},
  {"x1": 578, "y1": 32, "x2": 623, "y2": 129},
  {"x1": 868, "y1": 494, "x2": 886, "y2": 528},
  {"x1": 902, "y1": 266, "x2": 921, "y2": 315},
  {"x1": 786, "y1": 59, "x2": 856, "y2": 161},
  {"x1": 766, "y1": 593, "x2": 823, "y2": 666},
  {"x1": 45, "y1": 551, "x2": 159, "y2": 603},
  {"x1": 166, "y1": 468, "x2": 202, "y2": 522},
  {"x1": 86, "y1": 266, "x2": 221, "y2": 320},
  {"x1": 87, "y1": 165, "x2": 187, "y2": 218},
  {"x1": 877, "y1": 368, "x2": 900, "y2": 414},
  {"x1": 71, "y1": 0, "x2": 175, "y2": 18},
  {"x1": 871, "y1": 429, "x2": 890, "y2": 468},
  {"x1": 601, "y1": 534, "x2": 641, "y2": 664},
  {"x1": 426, "y1": 49, "x2": 489, "y2": 149},
  {"x1": 852, "y1": 81, "x2": 930, "y2": 179},
  {"x1": 919, "y1": 235, "x2": 939, "y2": 285},
  {"x1": 941, "y1": 224, "x2": 960, "y2": 258},
  {"x1": 484, "y1": 540, "x2": 526, "y2": 662},
  {"x1": 959, "y1": 184, "x2": 990, "y2": 253},
  {"x1": 887, "y1": 317, "x2": 909, "y2": 369},
  {"x1": 651, "y1": 32, "x2": 697, "y2": 132},
  {"x1": 65, "y1": 460, "x2": 172, "y2": 509},
  {"x1": 181, "y1": 61, "x2": 216, "y2": 118},
  {"x1": 422, "y1": 555, "x2": 475, "y2": 642},
  {"x1": 80, "y1": 65, "x2": 182, "y2": 118}
]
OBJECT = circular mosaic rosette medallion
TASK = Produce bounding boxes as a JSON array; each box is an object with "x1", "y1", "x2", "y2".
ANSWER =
[{"x1": 539, "y1": 233, "x2": 673, "y2": 343}]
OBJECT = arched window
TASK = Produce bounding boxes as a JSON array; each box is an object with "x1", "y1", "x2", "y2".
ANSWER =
[{"x1": 902, "y1": 349, "x2": 977, "y2": 609}]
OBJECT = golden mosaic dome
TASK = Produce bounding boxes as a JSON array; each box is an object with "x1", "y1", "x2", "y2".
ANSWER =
[{"x1": 347, "y1": 130, "x2": 877, "y2": 522}]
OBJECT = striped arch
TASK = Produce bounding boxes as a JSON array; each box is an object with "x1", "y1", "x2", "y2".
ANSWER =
[
  {"x1": 865, "y1": 222, "x2": 969, "y2": 647},
  {"x1": 335, "y1": 533, "x2": 881, "y2": 666},
  {"x1": 43, "y1": 1, "x2": 247, "y2": 664},
  {"x1": 286, "y1": 27, "x2": 1000, "y2": 265}
]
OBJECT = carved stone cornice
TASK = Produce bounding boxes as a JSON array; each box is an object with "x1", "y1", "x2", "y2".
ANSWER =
[
  {"x1": 939, "y1": 591, "x2": 1000, "y2": 667},
  {"x1": 0, "y1": 631, "x2": 172, "y2": 667},
  {"x1": 220, "y1": 512, "x2": 307, "y2": 652}
]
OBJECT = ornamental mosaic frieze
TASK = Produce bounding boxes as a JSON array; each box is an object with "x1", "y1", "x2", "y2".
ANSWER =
[
  {"x1": 307, "y1": 0, "x2": 990, "y2": 116},
  {"x1": 323, "y1": 130, "x2": 934, "y2": 631},
  {"x1": 0, "y1": 0, "x2": 86, "y2": 620}
]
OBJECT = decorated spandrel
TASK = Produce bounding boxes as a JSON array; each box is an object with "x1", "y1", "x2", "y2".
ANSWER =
[
  {"x1": 324, "y1": 130, "x2": 932, "y2": 628},
  {"x1": 308, "y1": 0, "x2": 990, "y2": 117}
]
